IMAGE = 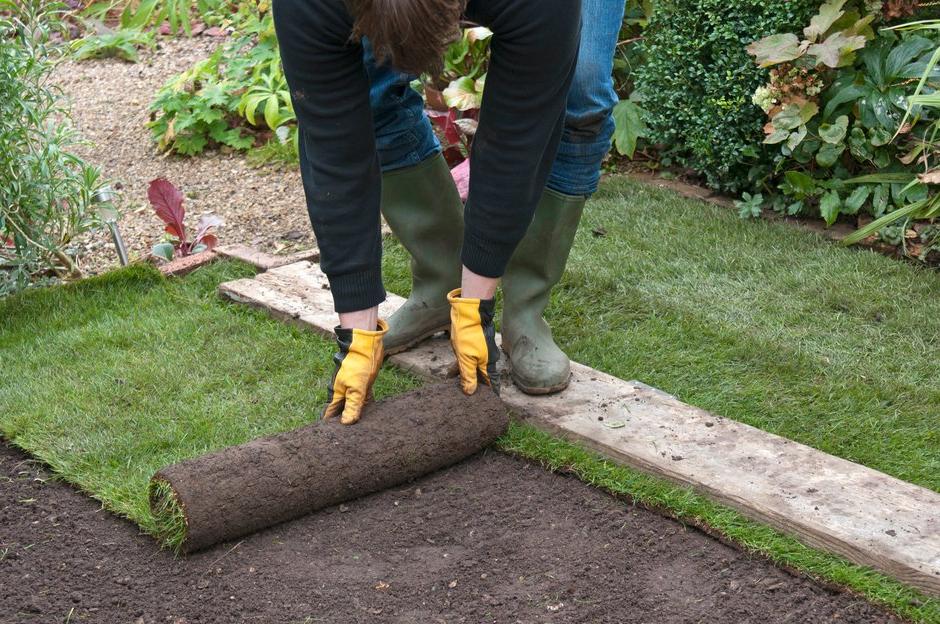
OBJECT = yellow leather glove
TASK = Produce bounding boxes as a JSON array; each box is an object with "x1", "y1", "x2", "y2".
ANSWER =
[
  {"x1": 447, "y1": 288, "x2": 500, "y2": 396},
  {"x1": 323, "y1": 319, "x2": 388, "y2": 425}
]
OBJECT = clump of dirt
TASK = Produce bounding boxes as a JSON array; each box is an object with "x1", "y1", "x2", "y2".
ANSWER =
[
  {"x1": 1, "y1": 442, "x2": 901, "y2": 623},
  {"x1": 151, "y1": 383, "x2": 508, "y2": 552}
]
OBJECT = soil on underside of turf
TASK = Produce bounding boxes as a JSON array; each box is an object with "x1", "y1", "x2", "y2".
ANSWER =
[{"x1": 0, "y1": 443, "x2": 901, "y2": 624}]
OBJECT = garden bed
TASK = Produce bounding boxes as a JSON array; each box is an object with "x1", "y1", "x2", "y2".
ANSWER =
[
  {"x1": 53, "y1": 37, "x2": 316, "y2": 276},
  {"x1": 1, "y1": 442, "x2": 902, "y2": 623}
]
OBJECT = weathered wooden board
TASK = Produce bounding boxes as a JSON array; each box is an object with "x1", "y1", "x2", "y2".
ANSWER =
[
  {"x1": 215, "y1": 244, "x2": 319, "y2": 270},
  {"x1": 219, "y1": 260, "x2": 940, "y2": 597}
]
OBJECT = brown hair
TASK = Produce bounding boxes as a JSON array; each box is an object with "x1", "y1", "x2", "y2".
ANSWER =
[{"x1": 348, "y1": 0, "x2": 464, "y2": 75}]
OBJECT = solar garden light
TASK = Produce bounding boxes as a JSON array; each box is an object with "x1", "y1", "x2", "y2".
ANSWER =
[{"x1": 93, "y1": 185, "x2": 128, "y2": 267}]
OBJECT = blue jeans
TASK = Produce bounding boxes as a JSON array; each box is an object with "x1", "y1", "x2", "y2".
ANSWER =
[{"x1": 365, "y1": 0, "x2": 625, "y2": 197}]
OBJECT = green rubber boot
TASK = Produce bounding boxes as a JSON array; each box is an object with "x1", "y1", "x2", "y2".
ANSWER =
[
  {"x1": 502, "y1": 188, "x2": 585, "y2": 394},
  {"x1": 381, "y1": 154, "x2": 464, "y2": 355}
]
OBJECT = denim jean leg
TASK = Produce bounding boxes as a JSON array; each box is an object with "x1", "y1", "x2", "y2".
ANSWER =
[
  {"x1": 546, "y1": 0, "x2": 626, "y2": 197},
  {"x1": 363, "y1": 39, "x2": 441, "y2": 173}
]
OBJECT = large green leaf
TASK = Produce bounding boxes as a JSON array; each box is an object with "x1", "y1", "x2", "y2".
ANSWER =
[
  {"x1": 747, "y1": 34, "x2": 803, "y2": 67},
  {"x1": 843, "y1": 185, "x2": 870, "y2": 214},
  {"x1": 442, "y1": 76, "x2": 482, "y2": 111},
  {"x1": 804, "y1": 0, "x2": 846, "y2": 42},
  {"x1": 783, "y1": 170, "x2": 817, "y2": 199},
  {"x1": 885, "y1": 36, "x2": 934, "y2": 80},
  {"x1": 819, "y1": 189, "x2": 842, "y2": 225},
  {"x1": 822, "y1": 83, "x2": 866, "y2": 120},
  {"x1": 611, "y1": 100, "x2": 647, "y2": 158},
  {"x1": 809, "y1": 31, "x2": 867, "y2": 68}
]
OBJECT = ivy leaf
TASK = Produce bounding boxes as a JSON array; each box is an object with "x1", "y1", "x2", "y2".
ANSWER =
[
  {"x1": 772, "y1": 104, "x2": 805, "y2": 131},
  {"x1": 804, "y1": 0, "x2": 847, "y2": 42},
  {"x1": 819, "y1": 115, "x2": 848, "y2": 144},
  {"x1": 611, "y1": 100, "x2": 647, "y2": 158},
  {"x1": 819, "y1": 190, "x2": 842, "y2": 226},
  {"x1": 747, "y1": 33, "x2": 803, "y2": 67},
  {"x1": 816, "y1": 142, "x2": 845, "y2": 167},
  {"x1": 868, "y1": 126, "x2": 892, "y2": 147},
  {"x1": 787, "y1": 124, "x2": 808, "y2": 151},
  {"x1": 809, "y1": 31, "x2": 867, "y2": 68}
]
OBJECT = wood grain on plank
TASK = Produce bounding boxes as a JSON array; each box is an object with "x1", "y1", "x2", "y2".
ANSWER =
[
  {"x1": 215, "y1": 244, "x2": 319, "y2": 270},
  {"x1": 219, "y1": 260, "x2": 940, "y2": 597}
]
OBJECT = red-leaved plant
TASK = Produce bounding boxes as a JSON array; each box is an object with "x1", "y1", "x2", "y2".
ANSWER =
[{"x1": 148, "y1": 178, "x2": 223, "y2": 262}]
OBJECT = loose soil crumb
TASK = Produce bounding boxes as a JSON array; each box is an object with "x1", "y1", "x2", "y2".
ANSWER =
[
  {"x1": 53, "y1": 36, "x2": 316, "y2": 276},
  {"x1": 1, "y1": 443, "x2": 900, "y2": 623}
]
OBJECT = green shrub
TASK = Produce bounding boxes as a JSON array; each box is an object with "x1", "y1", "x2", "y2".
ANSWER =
[
  {"x1": 636, "y1": 0, "x2": 820, "y2": 191},
  {"x1": 0, "y1": 0, "x2": 105, "y2": 295}
]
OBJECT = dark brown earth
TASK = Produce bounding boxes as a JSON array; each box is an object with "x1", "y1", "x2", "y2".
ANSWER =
[
  {"x1": 154, "y1": 383, "x2": 508, "y2": 552},
  {"x1": 1, "y1": 444, "x2": 901, "y2": 624}
]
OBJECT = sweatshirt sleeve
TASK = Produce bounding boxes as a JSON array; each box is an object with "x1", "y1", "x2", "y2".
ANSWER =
[
  {"x1": 461, "y1": 0, "x2": 582, "y2": 278},
  {"x1": 273, "y1": 0, "x2": 385, "y2": 313}
]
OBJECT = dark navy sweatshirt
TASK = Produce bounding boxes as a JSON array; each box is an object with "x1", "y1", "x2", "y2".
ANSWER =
[{"x1": 273, "y1": 0, "x2": 581, "y2": 312}]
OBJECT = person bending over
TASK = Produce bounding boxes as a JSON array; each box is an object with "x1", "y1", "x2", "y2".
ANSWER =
[
  {"x1": 272, "y1": 0, "x2": 581, "y2": 423},
  {"x1": 371, "y1": 0, "x2": 625, "y2": 396}
]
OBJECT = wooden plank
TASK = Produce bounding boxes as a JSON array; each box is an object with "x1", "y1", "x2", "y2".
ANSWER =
[
  {"x1": 215, "y1": 244, "x2": 319, "y2": 270},
  {"x1": 219, "y1": 260, "x2": 940, "y2": 598}
]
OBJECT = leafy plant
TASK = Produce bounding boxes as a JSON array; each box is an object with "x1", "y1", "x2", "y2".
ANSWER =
[
  {"x1": 635, "y1": 0, "x2": 820, "y2": 192},
  {"x1": 147, "y1": 178, "x2": 222, "y2": 261},
  {"x1": 148, "y1": 3, "x2": 293, "y2": 156},
  {"x1": 735, "y1": 191, "x2": 765, "y2": 218},
  {"x1": 80, "y1": 0, "x2": 233, "y2": 35},
  {"x1": 747, "y1": 1, "x2": 940, "y2": 229},
  {"x1": 148, "y1": 48, "x2": 254, "y2": 155},
  {"x1": 70, "y1": 24, "x2": 154, "y2": 61},
  {"x1": 841, "y1": 19, "x2": 940, "y2": 246},
  {"x1": 1, "y1": 0, "x2": 106, "y2": 294}
]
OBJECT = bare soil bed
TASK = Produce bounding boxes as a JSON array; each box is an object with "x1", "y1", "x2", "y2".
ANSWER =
[{"x1": 1, "y1": 443, "x2": 900, "y2": 623}]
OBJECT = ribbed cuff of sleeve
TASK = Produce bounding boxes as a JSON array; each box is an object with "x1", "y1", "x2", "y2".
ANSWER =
[
  {"x1": 461, "y1": 230, "x2": 513, "y2": 279},
  {"x1": 328, "y1": 266, "x2": 386, "y2": 313}
]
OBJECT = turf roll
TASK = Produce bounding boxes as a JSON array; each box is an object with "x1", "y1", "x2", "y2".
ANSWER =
[{"x1": 149, "y1": 382, "x2": 508, "y2": 552}]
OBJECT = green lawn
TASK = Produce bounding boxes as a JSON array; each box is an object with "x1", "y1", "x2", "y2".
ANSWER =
[
  {"x1": 0, "y1": 261, "x2": 420, "y2": 533},
  {"x1": 385, "y1": 176, "x2": 940, "y2": 493},
  {"x1": 1, "y1": 175, "x2": 939, "y2": 621}
]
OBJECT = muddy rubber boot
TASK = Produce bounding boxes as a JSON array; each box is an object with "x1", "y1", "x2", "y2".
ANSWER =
[
  {"x1": 502, "y1": 188, "x2": 585, "y2": 394},
  {"x1": 381, "y1": 154, "x2": 464, "y2": 355}
]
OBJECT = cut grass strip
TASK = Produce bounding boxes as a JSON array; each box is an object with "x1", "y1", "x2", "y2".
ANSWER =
[
  {"x1": 0, "y1": 260, "x2": 420, "y2": 540},
  {"x1": 383, "y1": 175, "x2": 940, "y2": 493},
  {"x1": 498, "y1": 421, "x2": 940, "y2": 623}
]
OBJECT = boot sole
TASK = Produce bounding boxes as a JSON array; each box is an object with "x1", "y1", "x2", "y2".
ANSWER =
[
  {"x1": 502, "y1": 346, "x2": 571, "y2": 395},
  {"x1": 384, "y1": 324, "x2": 450, "y2": 357},
  {"x1": 510, "y1": 373, "x2": 571, "y2": 396}
]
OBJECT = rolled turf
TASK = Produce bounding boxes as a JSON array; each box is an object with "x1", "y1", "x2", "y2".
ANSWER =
[{"x1": 149, "y1": 382, "x2": 509, "y2": 552}]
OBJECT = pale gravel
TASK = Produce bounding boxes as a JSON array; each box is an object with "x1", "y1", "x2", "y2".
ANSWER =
[{"x1": 54, "y1": 35, "x2": 316, "y2": 276}]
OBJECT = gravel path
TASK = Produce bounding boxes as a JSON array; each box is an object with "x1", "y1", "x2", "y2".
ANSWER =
[{"x1": 54, "y1": 36, "x2": 316, "y2": 276}]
